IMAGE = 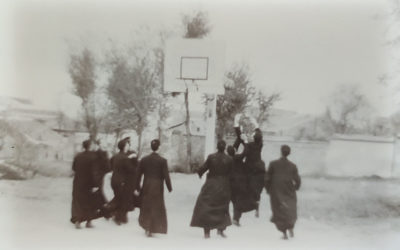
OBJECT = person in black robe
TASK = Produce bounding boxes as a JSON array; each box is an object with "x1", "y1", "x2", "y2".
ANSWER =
[
  {"x1": 190, "y1": 140, "x2": 233, "y2": 238},
  {"x1": 109, "y1": 137, "x2": 137, "y2": 225},
  {"x1": 234, "y1": 114, "x2": 265, "y2": 218},
  {"x1": 136, "y1": 139, "x2": 172, "y2": 237},
  {"x1": 91, "y1": 140, "x2": 112, "y2": 220},
  {"x1": 265, "y1": 145, "x2": 301, "y2": 240},
  {"x1": 227, "y1": 134, "x2": 257, "y2": 226},
  {"x1": 70, "y1": 140, "x2": 101, "y2": 229}
]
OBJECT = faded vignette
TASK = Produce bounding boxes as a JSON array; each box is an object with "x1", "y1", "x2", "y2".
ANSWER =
[{"x1": 1, "y1": 0, "x2": 400, "y2": 250}]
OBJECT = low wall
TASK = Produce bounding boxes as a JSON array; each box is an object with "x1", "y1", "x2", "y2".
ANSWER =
[
  {"x1": 262, "y1": 138, "x2": 328, "y2": 176},
  {"x1": 228, "y1": 134, "x2": 399, "y2": 178},
  {"x1": 325, "y1": 135, "x2": 395, "y2": 178}
]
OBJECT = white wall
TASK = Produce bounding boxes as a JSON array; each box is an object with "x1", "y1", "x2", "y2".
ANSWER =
[
  {"x1": 262, "y1": 138, "x2": 328, "y2": 176},
  {"x1": 325, "y1": 136, "x2": 395, "y2": 178},
  {"x1": 392, "y1": 136, "x2": 400, "y2": 178}
]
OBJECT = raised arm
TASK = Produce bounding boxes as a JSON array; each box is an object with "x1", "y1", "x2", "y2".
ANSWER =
[
  {"x1": 233, "y1": 127, "x2": 243, "y2": 150},
  {"x1": 162, "y1": 159, "x2": 172, "y2": 192}
]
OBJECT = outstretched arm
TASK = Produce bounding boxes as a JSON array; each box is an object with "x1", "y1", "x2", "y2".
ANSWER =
[{"x1": 197, "y1": 156, "x2": 211, "y2": 178}]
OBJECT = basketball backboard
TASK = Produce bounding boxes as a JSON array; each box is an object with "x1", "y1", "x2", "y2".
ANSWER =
[{"x1": 164, "y1": 39, "x2": 225, "y2": 94}]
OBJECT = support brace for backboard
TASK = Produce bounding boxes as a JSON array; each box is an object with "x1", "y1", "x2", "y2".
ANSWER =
[{"x1": 204, "y1": 94, "x2": 217, "y2": 160}]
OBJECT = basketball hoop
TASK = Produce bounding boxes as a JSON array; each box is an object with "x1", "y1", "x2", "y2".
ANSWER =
[{"x1": 164, "y1": 39, "x2": 225, "y2": 95}]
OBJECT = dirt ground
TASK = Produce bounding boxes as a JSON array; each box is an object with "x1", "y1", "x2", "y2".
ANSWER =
[{"x1": 1, "y1": 174, "x2": 399, "y2": 250}]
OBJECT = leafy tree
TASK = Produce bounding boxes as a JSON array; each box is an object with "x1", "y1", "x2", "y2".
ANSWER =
[
  {"x1": 106, "y1": 50, "x2": 158, "y2": 156},
  {"x1": 182, "y1": 11, "x2": 211, "y2": 39},
  {"x1": 326, "y1": 84, "x2": 371, "y2": 134},
  {"x1": 68, "y1": 48, "x2": 98, "y2": 140},
  {"x1": 213, "y1": 63, "x2": 255, "y2": 139},
  {"x1": 255, "y1": 91, "x2": 281, "y2": 127}
]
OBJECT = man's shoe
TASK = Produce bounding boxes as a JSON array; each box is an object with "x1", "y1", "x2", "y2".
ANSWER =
[
  {"x1": 289, "y1": 228, "x2": 294, "y2": 238},
  {"x1": 85, "y1": 221, "x2": 93, "y2": 228},
  {"x1": 217, "y1": 230, "x2": 227, "y2": 238},
  {"x1": 232, "y1": 219, "x2": 240, "y2": 226},
  {"x1": 75, "y1": 222, "x2": 81, "y2": 229}
]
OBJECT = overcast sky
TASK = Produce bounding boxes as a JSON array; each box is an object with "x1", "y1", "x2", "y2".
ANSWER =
[{"x1": 0, "y1": 0, "x2": 396, "y2": 118}]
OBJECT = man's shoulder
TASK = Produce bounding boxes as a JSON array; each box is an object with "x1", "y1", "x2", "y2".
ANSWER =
[
  {"x1": 75, "y1": 151, "x2": 92, "y2": 159},
  {"x1": 224, "y1": 153, "x2": 233, "y2": 161},
  {"x1": 269, "y1": 159, "x2": 280, "y2": 165},
  {"x1": 208, "y1": 152, "x2": 218, "y2": 159}
]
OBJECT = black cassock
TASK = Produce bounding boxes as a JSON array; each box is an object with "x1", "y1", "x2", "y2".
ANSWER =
[
  {"x1": 137, "y1": 152, "x2": 172, "y2": 234},
  {"x1": 110, "y1": 152, "x2": 137, "y2": 223},
  {"x1": 91, "y1": 150, "x2": 111, "y2": 218},
  {"x1": 230, "y1": 144, "x2": 258, "y2": 217},
  {"x1": 70, "y1": 151, "x2": 99, "y2": 223},
  {"x1": 235, "y1": 127, "x2": 265, "y2": 203},
  {"x1": 190, "y1": 152, "x2": 233, "y2": 230},
  {"x1": 265, "y1": 157, "x2": 301, "y2": 232}
]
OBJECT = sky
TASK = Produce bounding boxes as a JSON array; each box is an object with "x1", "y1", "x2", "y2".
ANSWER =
[{"x1": 0, "y1": 0, "x2": 397, "y2": 118}]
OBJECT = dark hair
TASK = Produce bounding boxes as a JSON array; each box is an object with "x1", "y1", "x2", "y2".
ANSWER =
[
  {"x1": 151, "y1": 139, "x2": 160, "y2": 151},
  {"x1": 82, "y1": 140, "x2": 91, "y2": 151},
  {"x1": 227, "y1": 145, "x2": 235, "y2": 157},
  {"x1": 118, "y1": 137, "x2": 130, "y2": 152},
  {"x1": 281, "y1": 145, "x2": 291, "y2": 157},
  {"x1": 253, "y1": 128, "x2": 263, "y2": 144},
  {"x1": 217, "y1": 140, "x2": 226, "y2": 152}
]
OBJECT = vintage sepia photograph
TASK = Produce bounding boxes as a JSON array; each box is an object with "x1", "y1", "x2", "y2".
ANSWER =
[{"x1": 1, "y1": 0, "x2": 399, "y2": 249}]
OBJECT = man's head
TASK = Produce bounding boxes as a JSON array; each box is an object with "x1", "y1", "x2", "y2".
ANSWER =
[
  {"x1": 217, "y1": 140, "x2": 226, "y2": 153},
  {"x1": 253, "y1": 128, "x2": 263, "y2": 144},
  {"x1": 227, "y1": 145, "x2": 235, "y2": 157},
  {"x1": 281, "y1": 144, "x2": 291, "y2": 157},
  {"x1": 151, "y1": 139, "x2": 160, "y2": 152},
  {"x1": 118, "y1": 137, "x2": 131, "y2": 153},
  {"x1": 82, "y1": 140, "x2": 92, "y2": 151}
]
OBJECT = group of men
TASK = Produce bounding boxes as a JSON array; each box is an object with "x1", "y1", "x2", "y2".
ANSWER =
[
  {"x1": 190, "y1": 114, "x2": 301, "y2": 239},
  {"x1": 70, "y1": 137, "x2": 172, "y2": 237},
  {"x1": 70, "y1": 113, "x2": 301, "y2": 240}
]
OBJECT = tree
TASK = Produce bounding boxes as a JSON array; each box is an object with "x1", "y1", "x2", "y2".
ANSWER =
[
  {"x1": 212, "y1": 63, "x2": 255, "y2": 139},
  {"x1": 326, "y1": 84, "x2": 371, "y2": 134},
  {"x1": 106, "y1": 50, "x2": 158, "y2": 157},
  {"x1": 380, "y1": 1, "x2": 400, "y2": 116},
  {"x1": 390, "y1": 111, "x2": 400, "y2": 134},
  {"x1": 182, "y1": 11, "x2": 211, "y2": 39},
  {"x1": 55, "y1": 111, "x2": 66, "y2": 130},
  {"x1": 366, "y1": 117, "x2": 392, "y2": 136},
  {"x1": 68, "y1": 48, "x2": 98, "y2": 140},
  {"x1": 181, "y1": 11, "x2": 212, "y2": 169},
  {"x1": 255, "y1": 91, "x2": 281, "y2": 128}
]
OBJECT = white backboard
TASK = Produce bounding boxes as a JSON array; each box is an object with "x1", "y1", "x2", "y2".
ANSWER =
[{"x1": 164, "y1": 39, "x2": 225, "y2": 94}]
